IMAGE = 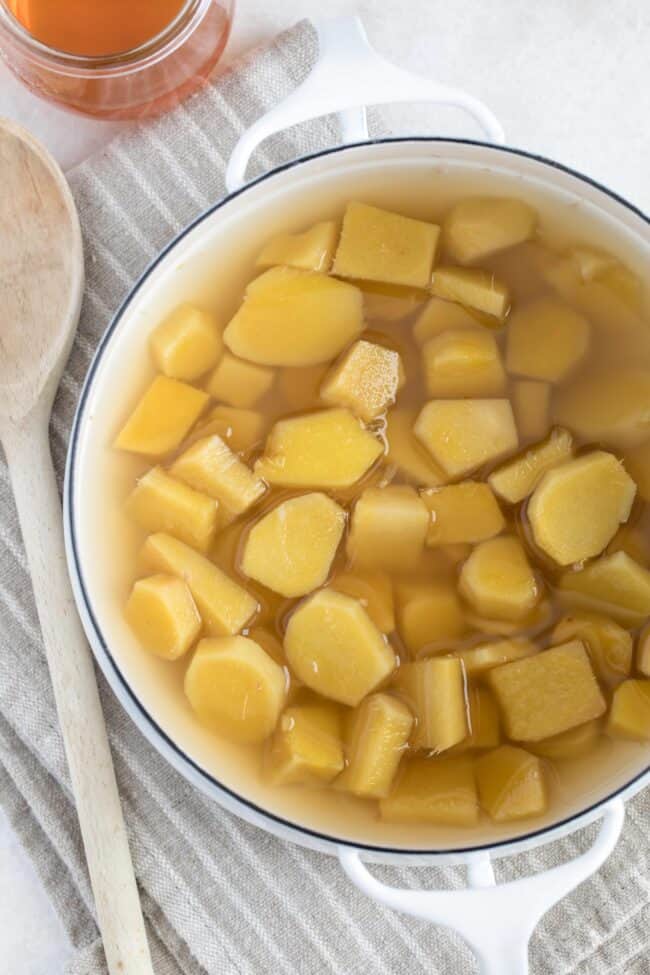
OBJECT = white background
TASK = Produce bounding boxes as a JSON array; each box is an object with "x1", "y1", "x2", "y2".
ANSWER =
[{"x1": 0, "y1": 0, "x2": 649, "y2": 971}]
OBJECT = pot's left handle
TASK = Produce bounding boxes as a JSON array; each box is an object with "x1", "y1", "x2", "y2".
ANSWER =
[
  {"x1": 339, "y1": 799, "x2": 624, "y2": 975},
  {"x1": 225, "y1": 16, "x2": 504, "y2": 193}
]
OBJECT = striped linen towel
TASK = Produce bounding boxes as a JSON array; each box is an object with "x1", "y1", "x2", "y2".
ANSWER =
[{"x1": 1, "y1": 18, "x2": 650, "y2": 975}]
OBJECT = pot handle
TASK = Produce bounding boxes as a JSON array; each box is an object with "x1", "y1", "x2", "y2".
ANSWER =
[
  {"x1": 338, "y1": 799, "x2": 625, "y2": 975},
  {"x1": 225, "y1": 15, "x2": 505, "y2": 193}
]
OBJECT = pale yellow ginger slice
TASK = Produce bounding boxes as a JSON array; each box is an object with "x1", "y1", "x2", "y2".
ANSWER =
[
  {"x1": 421, "y1": 481, "x2": 504, "y2": 545},
  {"x1": 414, "y1": 399, "x2": 518, "y2": 478},
  {"x1": 506, "y1": 297, "x2": 590, "y2": 382},
  {"x1": 125, "y1": 466, "x2": 218, "y2": 552},
  {"x1": 551, "y1": 612, "x2": 632, "y2": 687},
  {"x1": 454, "y1": 638, "x2": 537, "y2": 678},
  {"x1": 452, "y1": 687, "x2": 501, "y2": 752},
  {"x1": 476, "y1": 746, "x2": 547, "y2": 822},
  {"x1": 396, "y1": 580, "x2": 466, "y2": 654},
  {"x1": 607, "y1": 680, "x2": 650, "y2": 740},
  {"x1": 337, "y1": 693, "x2": 413, "y2": 798},
  {"x1": 530, "y1": 719, "x2": 602, "y2": 761},
  {"x1": 558, "y1": 551, "x2": 650, "y2": 625},
  {"x1": 385, "y1": 409, "x2": 447, "y2": 487},
  {"x1": 265, "y1": 704, "x2": 344, "y2": 785},
  {"x1": 422, "y1": 328, "x2": 506, "y2": 398},
  {"x1": 256, "y1": 220, "x2": 338, "y2": 272},
  {"x1": 459, "y1": 536, "x2": 539, "y2": 622},
  {"x1": 114, "y1": 375, "x2": 208, "y2": 456},
  {"x1": 150, "y1": 303, "x2": 222, "y2": 381},
  {"x1": 171, "y1": 434, "x2": 266, "y2": 516},
  {"x1": 125, "y1": 575, "x2": 200, "y2": 660},
  {"x1": 380, "y1": 757, "x2": 478, "y2": 825},
  {"x1": 347, "y1": 485, "x2": 429, "y2": 572},
  {"x1": 413, "y1": 297, "x2": 486, "y2": 345},
  {"x1": 206, "y1": 352, "x2": 274, "y2": 408},
  {"x1": 393, "y1": 657, "x2": 468, "y2": 752},
  {"x1": 430, "y1": 267, "x2": 510, "y2": 321},
  {"x1": 320, "y1": 339, "x2": 404, "y2": 421},
  {"x1": 488, "y1": 427, "x2": 573, "y2": 505},
  {"x1": 444, "y1": 196, "x2": 537, "y2": 264},
  {"x1": 189, "y1": 406, "x2": 266, "y2": 454}
]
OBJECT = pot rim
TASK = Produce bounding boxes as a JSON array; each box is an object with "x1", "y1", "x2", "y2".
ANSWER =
[{"x1": 64, "y1": 135, "x2": 650, "y2": 858}]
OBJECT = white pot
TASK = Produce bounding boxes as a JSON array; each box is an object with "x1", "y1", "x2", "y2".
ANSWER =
[{"x1": 64, "y1": 16, "x2": 650, "y2": 974}]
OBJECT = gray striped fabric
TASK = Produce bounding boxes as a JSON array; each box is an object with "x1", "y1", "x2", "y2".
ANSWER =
[{"x1": 1, "y1": 19, "x2": 649, "y2": 975}]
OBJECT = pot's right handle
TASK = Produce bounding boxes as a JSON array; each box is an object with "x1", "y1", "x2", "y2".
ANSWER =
[
  {"x1": 225, "y1": 16, "x2": 505, "y2": 193},
  {"x1": 339, "y1": 799, "x2": 625, "y2": 975}
]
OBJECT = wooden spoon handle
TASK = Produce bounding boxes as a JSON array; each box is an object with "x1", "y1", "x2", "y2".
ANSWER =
[{"x1": 3, "y1": 415, "x2": 153, "y2": 975}]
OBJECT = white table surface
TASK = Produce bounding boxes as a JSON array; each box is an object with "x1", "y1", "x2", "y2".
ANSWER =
[{"x1": 1, "y1": 1, "x2": 649, "y2": 972}]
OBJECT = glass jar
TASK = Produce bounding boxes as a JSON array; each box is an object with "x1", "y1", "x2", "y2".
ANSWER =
[{"x1": 0, "y1": 0, "x2": 234, "y2": 120}]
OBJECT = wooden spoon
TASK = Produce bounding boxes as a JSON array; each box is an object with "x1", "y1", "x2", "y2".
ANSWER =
[{"x1": 0, "y1": 120, "x2": 153, "y2": 975}]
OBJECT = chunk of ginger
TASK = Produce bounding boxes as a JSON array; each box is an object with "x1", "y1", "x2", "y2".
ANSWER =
[
  {"x1": 476, "y1": 746, "x2": 547, "y2": 822},
  {"x1": 140, "y1": 533, "x2": 257, "y2": 636},
  {"x1": 607, "y1": 679, "x2": 650, "y2": 740},
  {"x1": 125, "y1": 466, "x2": 218, "y2": 552},
  {"x1": 554, "y1": 368, "x2": 650, "y2": 449},
  {"x1": 256, "y1": 220, "x2": 338, "y2": 272},
  {"x1": 559, "y1": 551, "x2": 650, "y2": 625},
  {"x1": 320, "y1": 339, "x2": 404, "y2": 421},
  {"x1": 455, "y1": 638, "x2": 537, "y2": 678},
  {"x1": 265, "y1": 703, "x2": 344, "y2": 785},
  {"x1": 551, "y1": 612, "x2": 632, "y2": 687},
  {"x1": 190, "y1": 406, "x2": 266, "y2": 454},
  {"x1": 380, "y1": 757, "x2": 478, "y2": 825},
  {"x1": 184, "y1": 636, "x2": 286, "y2": 744},
  {"x1": 459, "y1": 536, "x2": 539, "y2": 622},
  {"x1": 512, "y1": 380, "x2": 551, "y2": 442},
  {"x1": 422, "y1": 328, "x2": 506, "y2": 398},
  {"x1": 333, "y1": 201, "x2": 440, "y2": 289},
  {"x1": 171, "y1": 435, "x2": 266, "y2": 516},
  {"x1": 150, "y1": 303, "x2": 222, "y2": 381},
  {"x1": 530, "y1": 719, "x2": 602, "y2": 761},
  {"x1": 528, "y1": 451, "x2": 636, "y2": 565},
  {"x1": 415, "y1": 399, "x2": 518, "y2": 478},
  {"x1": 241, "y1": 493, "x2": 345, "y2": 598},
  {"x1": 114, "y1": 375, "x2": 208, "y2": 456},
  {"x1": 223, "y1": 266, "x2": 363, "y2": 366},
  {"x1": 338, "y1": 693, "x2": 413, "y2": 798},
  {"x1": 393, "y1": 657, "x2": 468, "y2": 752},
  {"x1": 396, "y1": 581, "x2": 465, "y2": 654},
  {"x1": 413, "y1": 297, "x2": 488, "y2": 345},
  {"x1": 284, "y1": 589, "x2": 396, "y2": 706},
  {"x1": 456, "y1": 686, "x2": 501, "y2": 751},
  {"x1": 444, "y1": 196, "x2": 537, "y2": 264},
  {"x1": 206, "y1": 352, "x2": 274, "y2": 408},
  {"x1": 254, "y1": 408, "x2": 383, "y2": 488},
  {"x1": 347, "y1": 486, "x2": 428, "y2": 572},
  {"x1": 422, "y1": 481, "x2": 504, "y2": 546},
  {"x1": 125, "y1": 575, "x2": 200, "y2": 660},
  {"x1": 385, "y1": 409, "x2": 447, "y2": 487},
  {"x1": 489, "y1": 641, "x2": 606, "y2": 742},
  {"x1": 330, "y1": 570, "x2": 395, "y2": 633},
  {"x1": 506, "y1": 297, "x2": 590, "y2": 382},
  {"x1": 431, "y1": 267, "x2": 510, "y2": 321},
  {"x1": 488, "y1": 427, "x2": 573, "y2": 505}
]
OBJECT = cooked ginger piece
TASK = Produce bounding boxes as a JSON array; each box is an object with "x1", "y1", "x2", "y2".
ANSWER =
[
  {"x1": 256, "y1": 220, "x2": 338, "y2": 272},
  {"x1": 380, "y1": 757, "x2": 478, "y2": 825},
  {"x1": 240, "y1": 493, "x2": 345, "y2": 598},
  {"x1": 551, "y1": 612, "x2": 632, "y2": 687},
  {"x1": 422, "y1": 328, "x2": 506, "y2": 398},
  {"x1": 393, "y1": 657, "x2": 468, "y2": 752},
  {"x1": 637, "y1": 623, "x2": 650, "y2": 677},
  {"x1": 190, "y1": 406, "x2": 265, "y2": 453},
  {"x1": 530, "y1": 719, "x2": 602, "y2": 761},
  {"x1": 455, "y1": 638, "x2": 537, "y2": 678},
  {"x1": 150, "y1": 303, "x2": 222, "y2": 381},
  {"x1": 223, "y1": 266, "x2": 363, "y2": 366},
  {"x1": 385, "y1": 409, "x2": 447, "y2": 487},
  {"x1": 476, "y1": 746, "x2": 547, "y2": 822},
  {"x1": 320, "y1": 339, "x2": 404, "y2": 421},
  {"x1": 570, "y1": 245, "x2": 618, "y2": 282},
  {"x1": 489, "y1": 641, "x2": 606, "y2": 741},
  {"x1": 396, "y1": 581, "x2": 465, "y2": 654},
  {"x1": 559, "y1": 551, "x2": 650, "y2": 625},
  {"x1": 284, "y1": 589, "x2": 396, "y2": 706},
  {"x1": 454, "y1": 687, "x2": 501, "y2": 751},
  {"x1": 278, "y1": 364, "x2": 328, "y2": 411},
  {"x1": 125, "y1": 574, "x2": 201, "y2": 660},
  {"x1": 140, "y1": 533, "x2": 258, "y2": 636},
  {"x1": 114, "y1": 375, "x2": 209, "y2": 456},
  {"x1": 444, "y1": 197, "x2": 537, "y2": 265},
  {"x1": 185, "y1": 636, "x2": 286, "y2": 744},
  {"x1": 421, "y1": 482, "x2": 504, "y2": 546},
  {"x1": 265, "y1": 703, "x2": 344, "y2": 785},
  {"x1": 528, "y1": 451, "x2": 636, "y2": 565},
  {"x1": 171, "y1": 435, "x2": 266, "y2": 516},
  {"x1": 512, "y1": 380, "x2": 551, "y2": 442},
  {"x1": 553, "y1": 368, "x2": 650, "y2": 449},
  {"x1": 330, "y1": 570, "x2": 395, "y2": 633},
  {"x1": 413, "y1": 297, "x2": 486, "y2": 345},
  {"x1": 125, "y1": 466, "x2": 218, "y2": 552},
  {"x1": 459, "y1": 536, "x2": 539, "y2": 622},
  {"x1": 430, "y1": 267, "x2": 510, "y2": 321},
  {"x1": 506, "y1": 297, "x2": 590, "y2": 382},
  {"x1": 488, "y1": 428, "x2": 573, "y2": 505},
  {"x1": 254, "y1": 408, "x2": 383, "y2": 488},
  {"x1": 347, "y1": 486, "x2": 429, "y2": 572},
  {"x1": 607, "y1": 680, "x2": 650, "y2": 741},
  {"x1": 338, "y1": 694, "x2": 413, "y2": 798},
  {"x1": 623, "y1": 440, "x2": 650, "y2": 503},
  {"x1": 333, "y1": 201, "x2": 440, "y2": 289},
  {"x1": 414, "y1": 399, "x2": 518, "y2": 478},
  {"x1": 206, "y1": 352, "x2": 274, "y2": 408}
]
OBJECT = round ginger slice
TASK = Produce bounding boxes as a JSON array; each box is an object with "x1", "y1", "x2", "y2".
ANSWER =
[
  {"x1": 184, "y1": 636, "x2": 287, "y2": 744},
  {"x1": 528, "y1": 451, "x2": 636, "y2": 566},
  {"x1": 459, "y1": 536, "x2": 540, "y2": 622}
]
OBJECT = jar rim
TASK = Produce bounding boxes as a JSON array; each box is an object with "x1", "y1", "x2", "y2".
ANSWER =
[{"x1": 0, "y1": 0, "x2": 216, "y2": 75}]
